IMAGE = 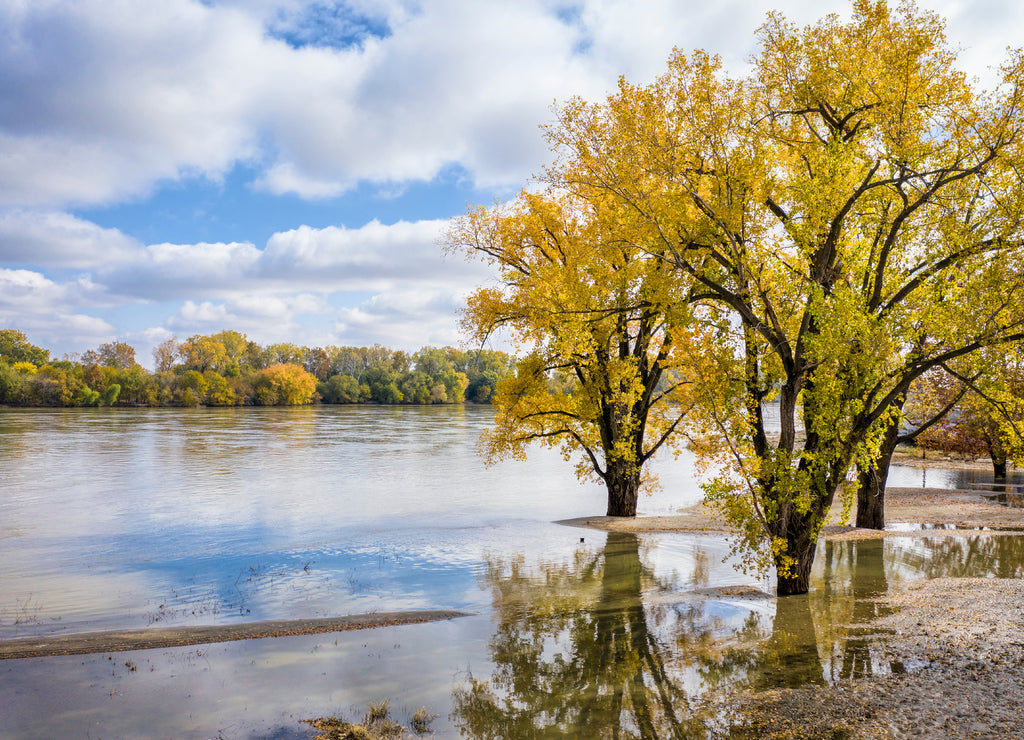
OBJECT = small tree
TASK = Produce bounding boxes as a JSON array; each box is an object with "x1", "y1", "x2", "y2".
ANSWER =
[
  {"x1": 253, "y1": 363, "x2": 318, "y2": 405},
  {"x1": 447, "y1": 191, "x2": 710, "y2": 517}
]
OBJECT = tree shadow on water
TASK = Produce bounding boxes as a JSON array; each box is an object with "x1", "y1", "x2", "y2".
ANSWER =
[
  {"x1": 451, "y1": 533, "x2": 762, "y2": 738},
  {"x1": 452, "y1": 533, "x2": 922, "y2": 739}
]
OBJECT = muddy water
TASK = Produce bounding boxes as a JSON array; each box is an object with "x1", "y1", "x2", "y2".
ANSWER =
[{"x1": 2, "y1": 407, "x2": 1023, "y2": 738}]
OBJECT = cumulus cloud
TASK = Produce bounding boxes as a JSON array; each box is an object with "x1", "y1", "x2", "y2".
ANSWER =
[
  {"x1": 70, "y1": 216, "x2": 485, "y2": 302},
  {"x1": 0, "y1": 210, "x2": 142, "y2": 268},
  {"x1": 0, "y1": 0, "x2": 835, "y2": 209},
  {"x1": 260, "y1": 218, "x2": 484, "y2": 285},
  {"x1": 0, "y1": 0, "x2": 267, "y2": 207},
  {"x1": 0, "y1": 0, "x2": 1014, "y2": 209},
  {"x1": 333, "y1": 287, "x2": 469, "y2": 348},
  {"x1": 0, "y1": 268, "x2": 116, "y2": 349}
]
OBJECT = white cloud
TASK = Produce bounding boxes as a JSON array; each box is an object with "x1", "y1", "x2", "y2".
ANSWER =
[
  {"x1": 334, "y1": 287, "x2": 468, "y2": 348},
  {"x1": 0, "y1": 268, "x2": 116, "y2": 349},
  {"x1": 166, "y1": 294, "x2": 334, "y2": 347},
  {"x1": 0, "y1": 210, "x2": 142, "y2": 268},
  {"x1": 76, "y1": 216, "x2": 487, "y2": 301},
  {"x1": 260, "y1": 218, "x2": 483, "y2": 285},
  {"x1": 0, "y1": 0, "x2": 1016, "y2": 208},
  {"x1": 0, "y1": 0, "x2": 267, "y2": 207}
]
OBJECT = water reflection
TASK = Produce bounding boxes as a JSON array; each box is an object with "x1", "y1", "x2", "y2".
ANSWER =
[
  {"x1": 452, "y1": 533, "x2": 719, "y2": 738},
  {"x1": 808, "y1": 539, "x2": 902, "y2": 683},
  {"x1": 0, "y1": 407, "x2": 710, "y2": 638},
  {"x1": 453, "y1": 532, "x2": 1023, "y2": 738},
  {"x1": 886, "y1": 533, "x2": 1024, "y2": 580},
  {"x1": 5, "y1": 532, "x2": 1024, "y2": 738},
  {"x1": 885, "y1": 463, "x2": 1024, "y2": 490}
]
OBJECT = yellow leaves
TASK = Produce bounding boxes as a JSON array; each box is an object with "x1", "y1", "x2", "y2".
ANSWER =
[
  {"x1": 449, "y1": 0, "x2": 1024, "y2": 577},
  {"x1": 446, "y1": 178, "x2": 701, "y2": 507},
  {"x1": 253, "y1": 363, "x2": 317, "y2": 406}
]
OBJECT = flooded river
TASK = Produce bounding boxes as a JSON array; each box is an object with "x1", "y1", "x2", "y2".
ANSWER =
[{"x1": 1, "y1": 406, "x2": 1020, "y2": 738}]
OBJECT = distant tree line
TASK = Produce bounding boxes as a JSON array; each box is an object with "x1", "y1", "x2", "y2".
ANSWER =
[{"x1": 0, "y1": 329, "x2": 513, "y2": 408}]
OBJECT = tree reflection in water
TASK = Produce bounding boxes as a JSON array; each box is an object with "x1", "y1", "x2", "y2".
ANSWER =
[
  {"x1": 452, "y1": 532, "x2": 722, "y2": 738},
  {"x1": 452, "y1": 532, "x2": 984, "y2": 738}
]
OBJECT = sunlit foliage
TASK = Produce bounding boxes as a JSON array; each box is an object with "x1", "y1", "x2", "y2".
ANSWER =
[
  {"x1": 447, "y1": 190, "x2": 725, "y2": 516},
  {"x1": 453, "y1": 0, "x2": 1024, "y2": 592},
  {"x1": 0, "y1": 329, "x2": 512, "y2": 409}
]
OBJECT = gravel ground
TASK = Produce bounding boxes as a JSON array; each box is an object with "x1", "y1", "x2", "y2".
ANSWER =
[
  {"x1": 729, "y1": 577, "x2": 1024, "y2": 739},
  {"x1": 566, "y1": 473, "x2": 1024, "y2": 739}
]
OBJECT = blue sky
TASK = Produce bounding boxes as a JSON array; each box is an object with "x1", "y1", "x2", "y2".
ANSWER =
[{"x1": 1, "y1": 0, "x2": 1021, "y2": 367}]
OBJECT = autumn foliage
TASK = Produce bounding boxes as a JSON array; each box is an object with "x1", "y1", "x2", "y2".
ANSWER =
[
  {"x1": 0, "y1": 329, "x2": 513, "y2": 409},
  {"x1": 454, "y1": 0, "x2": 1024, "y2": 593}
]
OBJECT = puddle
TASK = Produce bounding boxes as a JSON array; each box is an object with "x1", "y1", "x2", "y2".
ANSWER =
[
  {"x1": 886, "y1": 523, "x2": 970, "y2": 532},
  {"x1": 885, "y1": 465, "x2": 1024, "y2": 490},
  {"x1": 984, "y1": 493, "x2": 1024, "y2": 508}
]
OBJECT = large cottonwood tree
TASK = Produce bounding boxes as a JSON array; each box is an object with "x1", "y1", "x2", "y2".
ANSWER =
[
  {"x1": 447, "y1": 191, "x2": 717, "y2": 516},
  {"x1": 503, "y1": 0, "x2": 1024, "y2": 593}
]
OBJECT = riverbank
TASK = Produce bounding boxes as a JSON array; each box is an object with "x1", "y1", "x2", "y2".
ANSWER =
[
  {"x1": 731, "y1": 577, "x2": 1024, "y2": 739},
  {"x1": 563, "y1": 480, "x2": 1024, "y2": 739}
]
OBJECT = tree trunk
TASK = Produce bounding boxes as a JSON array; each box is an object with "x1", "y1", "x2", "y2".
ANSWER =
[
  {"x1": 605, "y1": 461, "x2": 641, "y2": 517},
  {"x1": 985, "y1": 429, "x2": 1008, "y2": 480},
  {"x1": 775, "y1": 538, "x2": 816, "y2": 595},
  {"x1": 772, "y1": 510, "x2": 818, "y2": 596},
  {"x1": 855, "y1": 419, "x2": 901, "y2": 530},
  {"x1": 993, "y1": 458, "x2": 1008, "y2": 480}
]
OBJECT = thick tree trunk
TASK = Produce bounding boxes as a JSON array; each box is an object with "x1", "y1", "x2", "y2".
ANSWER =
[
  {"x1": 993, "y1": 458, "x2": 1008, "y2": 480},
  {"x1": 985, "y1": 426, "x2": 1008, "y2": 480},
  {"x1": 772, "y1": 511, "x2": 819, "y2": 596},
  {"x1": 605, "y1": 461, "x2": 641, "y2": 517},
  {"x1": 775, "y1": 537, "x2": 816, "y2": 595},
  {"x1": 855, "y1": 420, "x2": 900, "y2": 530}
]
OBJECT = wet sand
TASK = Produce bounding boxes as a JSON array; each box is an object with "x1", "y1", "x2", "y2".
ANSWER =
[
  {"x1": 0, "y1": 609, "x2": 471, "y2": 660},
  {"x1": 558, "y1": 483, "x2": 1024, "y2": 537}
]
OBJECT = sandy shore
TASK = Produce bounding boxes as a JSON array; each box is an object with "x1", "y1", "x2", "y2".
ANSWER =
[
  {"x1": 0, "y1": 610, "x2": 471, "y2": 660},
  {"x1": 558, "y1": 483, "x2": 1024, "y2": 537}
]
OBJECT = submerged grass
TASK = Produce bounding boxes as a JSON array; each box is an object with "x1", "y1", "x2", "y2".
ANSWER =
[{"x1": 304, "y1": 700, "x2": 437, "y2": 740}]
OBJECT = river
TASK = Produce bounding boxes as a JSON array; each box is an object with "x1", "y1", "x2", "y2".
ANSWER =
[{"x1": 0, "y1": 405, "x2": 1019, "y2": 738}]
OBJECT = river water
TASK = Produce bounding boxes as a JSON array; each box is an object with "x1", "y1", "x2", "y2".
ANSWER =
[{"x1": 0, "y1": 406, "x2": 1021, "y2": 738}]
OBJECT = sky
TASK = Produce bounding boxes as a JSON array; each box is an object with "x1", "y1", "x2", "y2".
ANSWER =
[{"x1": 1, "y1": 0, "x2": 1021, "y2": 368}]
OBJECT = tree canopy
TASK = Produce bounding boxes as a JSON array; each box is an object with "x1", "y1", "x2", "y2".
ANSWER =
[
  {"x1": 456, "y1": 0, "x2": 1024, "y2": 593},
  {"x1": 447, "y1": 190, "x2": 721, "y2": 516}
]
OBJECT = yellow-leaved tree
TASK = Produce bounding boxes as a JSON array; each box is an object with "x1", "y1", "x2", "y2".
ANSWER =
[
  {"x1": 541, "y1": 0, "x2": 1024, "y2": 593},
  {"x1": 454, "y1": 0, "x2": 1024, "y2": 594},
  {"x1": 446, "y1": 190, "x2": 724, "y2": 517}
]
